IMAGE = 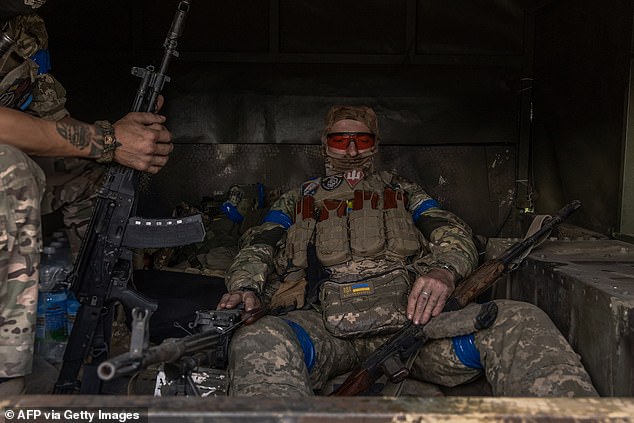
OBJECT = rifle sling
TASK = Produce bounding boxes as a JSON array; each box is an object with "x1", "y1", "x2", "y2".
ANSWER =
[{"x1": 508, "y1": 214, "x2": 552, "y2": 269}]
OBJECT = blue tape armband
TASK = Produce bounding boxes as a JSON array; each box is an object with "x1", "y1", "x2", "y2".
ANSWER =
[
  {"x1": 31, "y1": 49, "x2": 51, "y2": 74},
  {"x1": 221, "y1": 202, "x2": 244, "y2": 223},
  {"x1": 284, "y1": 319, "x2": 316, "y2": 372},
  {"x1": 452, "y1": 333, "x2": 483, "y2": 369},
  {"x1": 263, "y1": 209, "x2": 293, "y2": 229},
  {"x1": 412, "y1": 198, "x2": 440, "y2": 222}
]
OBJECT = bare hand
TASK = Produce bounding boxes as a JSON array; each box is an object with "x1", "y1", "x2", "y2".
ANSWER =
[
  {"x1": 112, "y1": 108, "x2": 172, "y2": 173},
  {"x1": 407, "y1": 268, "x2": 455, "y2": 325},
  {"x1": 218, "y1": 290, "x2": 262, "y2": 313}
]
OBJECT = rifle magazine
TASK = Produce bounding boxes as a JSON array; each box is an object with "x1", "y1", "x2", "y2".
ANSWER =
[{"x1": 122, "y1": 214, "x2": 206, "y2": 248}]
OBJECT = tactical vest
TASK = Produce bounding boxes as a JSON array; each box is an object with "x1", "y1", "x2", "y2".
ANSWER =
[
  {"x1": 285, "y1": 170, "x2": 424, "y2": 270},
  {"x1": 284, "y1": 170, "x2": 426, "y2": 337},
  {"x1": 0, "y1": 14, "x2": 66, "y2": 119}
]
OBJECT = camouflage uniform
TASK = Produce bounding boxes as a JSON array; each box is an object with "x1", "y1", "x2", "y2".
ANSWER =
[
  {"x1": 0, "y1": 10, "x2": 104, "y2": 378},
  {"x1": 0, "y1": 145, "x2": 44, "y2": 377},
  {"x1": 228, "y1": 300, "x2": 597, "y2": 397},
  {"x1": 39, "y1": 158, "x2": 105, "y2": 255},
  {"x1": 225, "y1": 105, "x2": 598, "y2": 397}
]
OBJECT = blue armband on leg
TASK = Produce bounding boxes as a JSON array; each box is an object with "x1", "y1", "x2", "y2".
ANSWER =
[
  {"x1": 452, "y1": 333, "x2": 483, "y2": 369},
  {"x1": 284, "y1": 319, "x2": 316, "y2": 372}
]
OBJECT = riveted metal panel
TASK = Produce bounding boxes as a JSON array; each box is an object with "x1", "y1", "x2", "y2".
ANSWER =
[
  {"x1": 504, "y1": 239, "x2": 634, "y2": 396},
  {"x1": 137, "y1": 143, "x2": 516, "y2": 237}
]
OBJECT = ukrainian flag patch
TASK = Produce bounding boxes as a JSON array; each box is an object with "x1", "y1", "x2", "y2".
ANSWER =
[{"x1": 341, "y1": 281, "x2": 374, "y2": 298}]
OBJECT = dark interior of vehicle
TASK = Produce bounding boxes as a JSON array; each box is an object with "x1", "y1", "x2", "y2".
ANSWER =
[{"x1": 19, "y1": 0, "x2": 633, "y2": 412}]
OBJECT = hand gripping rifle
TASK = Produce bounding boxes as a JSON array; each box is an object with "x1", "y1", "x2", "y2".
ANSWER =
[
  {"x1": 331, "y1": 200, "x2": 582, "y2": 396},
  {"x1": 54, "y1": 1, "x2": 201, "y2": 394}
]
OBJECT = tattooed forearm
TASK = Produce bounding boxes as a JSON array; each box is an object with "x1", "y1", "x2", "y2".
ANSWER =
[{"x1": 56, "y1": 118, "x2": 102, "y2": 157}]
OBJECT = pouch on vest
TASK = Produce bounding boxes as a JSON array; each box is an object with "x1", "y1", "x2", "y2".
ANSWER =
[
  {"x1": 0, "y1": 58, "x2": 35, "y2": 109},
  {"x1": 384, "y1": 188, "x2": 421, "y2": 257},
  {"x1": 285, "y1": 195, "x2": 316, "y2": 268},
  {"x1": 349, "y1": 190, "x2": 384, "y2": 257},
  {"x1": 320, "y1": 267, "x2": 410, "y2": 337},
  {"x1": 316, "y1": 199, "x2": 351, "y2": 266}
]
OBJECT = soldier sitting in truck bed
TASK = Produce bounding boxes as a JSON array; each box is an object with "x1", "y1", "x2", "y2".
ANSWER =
[{"x1": 218, "y1": 105, "x2": 598, "y2": 397}]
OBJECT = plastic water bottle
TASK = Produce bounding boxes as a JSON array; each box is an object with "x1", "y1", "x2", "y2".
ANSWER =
[
  {"x1": 35, "y1": 245, "x2": 69, "y2": 363},
  {"x1": 49, "y1": 239, "x2": 72, "y2": 286},
  {"x1": 35, "y1": 289, "x2": 69, "y2": 363},
  {"x1": 34, "y1": 246, "x2": 55, "y2": 345},
  {"x1": 38, "y1": 246, "x2": 58, "y2": 291},
  {"x1": 51, "y1": 231, "x2": 66, "y2": 242}
]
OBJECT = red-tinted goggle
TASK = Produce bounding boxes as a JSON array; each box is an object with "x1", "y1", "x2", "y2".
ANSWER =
[{"x1": 326, "y1": 132, "x2": 376, "y2": 151}]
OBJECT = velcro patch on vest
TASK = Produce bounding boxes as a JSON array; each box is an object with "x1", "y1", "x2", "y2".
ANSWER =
[
  {"x1": 344, "y1": 169, "x2": 364, "y2": 187},
  {"x1": 321, "y1": 175, "x2": 343, "y2": 191},
  {"x1": 0, "y1": 76, "x2": 32, "y2": 109},
  {"x1": 302, "y1": 180, "x2": 319, "y2": 196},
  {"x1": 341, "y1": 281, "x2": 374, "y2": 298}
]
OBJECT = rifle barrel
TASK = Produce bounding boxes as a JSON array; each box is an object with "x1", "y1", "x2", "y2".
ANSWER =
[{"x1": 97, "y1": 329, "x2": 225, "y2": 381}]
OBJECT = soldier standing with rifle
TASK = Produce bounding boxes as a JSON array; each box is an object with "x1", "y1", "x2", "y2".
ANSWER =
[
  {"x1": 0, "y1": 0, "x2": 172, "y2": 395},
  {"x1": 219, "y1": 105, "x2": 598, "y2": 397}
]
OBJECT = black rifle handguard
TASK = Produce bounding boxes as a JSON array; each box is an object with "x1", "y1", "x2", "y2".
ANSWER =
[{"x1": 54, "y1": 1, "x2": 197, "y2": 395}]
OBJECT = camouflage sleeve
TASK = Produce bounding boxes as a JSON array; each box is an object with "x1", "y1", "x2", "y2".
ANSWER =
[
  {"x1": 393, "y1": 174, "x2": 478, "y2": 281},
  {"x1": 27, "y1": 73, "x2": 69, "y2": 121},
  {"x1": 225, "y1": 189, "x2": 299, "y2": 293},
  {"x1": 6, "y1": 15, "x2": 70, "y2": 120}
]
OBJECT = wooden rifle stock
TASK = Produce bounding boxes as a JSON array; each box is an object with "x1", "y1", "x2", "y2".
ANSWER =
[
  {"x1": 332, "y1": 368, "x2": 378, "y2": 398},
  {"x1": 443, "y1": 259, "x2": 506, "y2": 312},
  {"x1": 331, "y1": 201, "x2": 582, "y2": 396}
]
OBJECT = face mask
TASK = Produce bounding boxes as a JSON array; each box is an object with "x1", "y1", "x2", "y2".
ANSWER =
[
  {"x1": 324, "y1": 148, "x2": 376, "y2": 175},
  {"x1": 0, "y1": 0, "x2": 47, "y2": 19}
]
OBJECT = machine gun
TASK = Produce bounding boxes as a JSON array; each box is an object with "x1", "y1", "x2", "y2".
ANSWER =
[
  {"x1": 331, "y1": 200, "x2": 582, "y2": 396},
  {"x1": 53, "y1": 0, "x2": 201, "y2": 394},
  {"x1": 97, "y1": 308, "x2": 264, "y2": 396}
]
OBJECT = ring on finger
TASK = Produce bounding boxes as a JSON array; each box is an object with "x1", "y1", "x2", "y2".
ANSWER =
[{"x1": 421, "y1": 291, "x2": 431, "y2": 296}]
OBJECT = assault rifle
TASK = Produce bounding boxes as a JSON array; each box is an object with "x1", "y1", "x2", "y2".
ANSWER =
[
  {"x1": 53, "y1": 1, "x2": 202, "y2": 394},
  {"x1": 331, "y1": 200, "x2": 582, "y2": 396},
  {"x1": 97, "y1": 308, "x2": 264, "y2": 396}
]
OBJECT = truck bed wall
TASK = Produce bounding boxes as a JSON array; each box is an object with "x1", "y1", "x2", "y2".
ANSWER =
[{"x1": 39, "y1": 0, "x2": 633, "y2": 236}]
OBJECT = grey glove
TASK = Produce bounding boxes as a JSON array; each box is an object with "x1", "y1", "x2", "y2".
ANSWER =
[{"x1": 422, "y1": 301, "x2": 498, "y2": 339}]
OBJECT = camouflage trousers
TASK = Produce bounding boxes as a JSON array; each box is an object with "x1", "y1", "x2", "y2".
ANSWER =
[
  {"x1": 0, "y1": 146, "x2": 44, "y2": 378},
  {"x1": 228, "y1": 299, "x2": 598, "y2": 397},
  {"x1": 36, "y1": 157, "x2": 106, "y2": 256},
  {"x1": 0, "y1": 148, "x2": 104, "y2": 377}
]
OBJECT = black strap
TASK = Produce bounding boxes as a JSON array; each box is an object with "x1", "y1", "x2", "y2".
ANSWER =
[{"x1": 304, "y1": 242, "x2": 329, "y2": 308}]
